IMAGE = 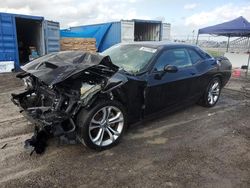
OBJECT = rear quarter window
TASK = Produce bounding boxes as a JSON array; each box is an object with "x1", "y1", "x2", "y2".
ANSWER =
[
  {"x1": 187, "y1": 49, "x2": 203, "y2": 64},
  {"x1": 195, "y1": 47, "x2": 212, "y2": 59}
]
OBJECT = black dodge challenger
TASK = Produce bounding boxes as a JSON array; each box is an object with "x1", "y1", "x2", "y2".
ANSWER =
[{"x1": 11, "y1": 42, "x2": 232, "y2": 153}]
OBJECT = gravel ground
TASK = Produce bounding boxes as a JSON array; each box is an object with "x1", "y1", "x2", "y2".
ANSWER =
[{"x1": 0, "y1": 74, "x2": 249, "y2": 188}]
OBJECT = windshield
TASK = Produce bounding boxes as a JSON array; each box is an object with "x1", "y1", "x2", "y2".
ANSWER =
[{"x1": 101, "y1": 44, "x2": 157, "y2": 73}]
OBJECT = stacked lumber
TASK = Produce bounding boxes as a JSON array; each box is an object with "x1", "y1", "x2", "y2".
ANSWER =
[{"x1": 60, "y1": 38, "x2": 96, "y2": 52}]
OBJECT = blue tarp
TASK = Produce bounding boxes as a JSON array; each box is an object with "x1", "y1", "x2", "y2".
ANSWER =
[
  {"x1": 198, "y1": 16, "x2": 250, "y2": 37},
  {"x1": 60, "y1": 23, "x2": 112, "y2": 51}
]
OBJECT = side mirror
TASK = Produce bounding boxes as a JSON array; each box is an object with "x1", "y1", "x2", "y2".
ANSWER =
[
  {"x1": 164, "y1": 65, "x2": 178, "y2": 73},
  {"x1": 154, "y1": 65, "x2": 178, "y2": 80}
]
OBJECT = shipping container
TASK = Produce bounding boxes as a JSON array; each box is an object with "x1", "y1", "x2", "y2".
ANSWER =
[
  {"x1": 0, "y1": 12, "x2": 60, "y2": 71},
  {"x1": 61, "y1": 19, "x2": 171, "y2": 52}
]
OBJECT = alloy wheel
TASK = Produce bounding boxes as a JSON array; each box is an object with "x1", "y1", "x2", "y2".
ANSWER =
[
  {"x1": 208, "y1": 80, "x2": 220, "y2": 105},
  {"x1": 89, "y1": 106, "x2": 124, "y2": 146}
]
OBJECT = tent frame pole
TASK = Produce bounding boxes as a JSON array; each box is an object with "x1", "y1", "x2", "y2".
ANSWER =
[
  {"x1": 246, "y1": 36, "x2": 250, "y2": 78},
  {"x1": 226, "y1": 36, "x2": 230, "y2": 52}
]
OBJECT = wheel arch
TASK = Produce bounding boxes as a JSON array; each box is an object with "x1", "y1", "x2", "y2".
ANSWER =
[{"x1": 212, "y1": 73, "x2": 225, "y2": 87}]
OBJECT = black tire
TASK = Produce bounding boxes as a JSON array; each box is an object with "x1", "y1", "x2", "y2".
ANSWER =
[
  {"x1": 199, "y1": 77, "x2": 222, "y2": 107},
  {"x1": 76, "y1": 100, "x2": 127, "y2": 150}
]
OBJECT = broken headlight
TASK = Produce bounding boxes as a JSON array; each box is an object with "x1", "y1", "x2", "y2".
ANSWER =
[{"x1": 23, "y1": 77, "x2": 34, "y2": 90}]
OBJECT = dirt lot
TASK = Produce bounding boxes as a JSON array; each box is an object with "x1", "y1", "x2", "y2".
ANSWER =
[{"x1": 0, "y1": 74, "x2": 250, "y2": 188}]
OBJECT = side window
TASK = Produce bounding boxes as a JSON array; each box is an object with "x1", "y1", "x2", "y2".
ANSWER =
[
  {"x1": 195, "y1": 47, "x2": 212, "y2": 59},
  {"x1": 187, "y1": 49, "x2": 204, "y2": 64},
  {"x1": 154, "y1": 48, "x2": 192, "y2": 71}
]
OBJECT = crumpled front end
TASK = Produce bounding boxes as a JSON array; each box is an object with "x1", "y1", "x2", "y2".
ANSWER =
[
  {"x1": 11, "y1": 74, "x2": 101, "y2": 154},
  {"x1": 12, "y1": 76, "x2": 80, "y2": 126},
  {"x1": 11, "y1": 51, "x2": 124, "y2": 154}
]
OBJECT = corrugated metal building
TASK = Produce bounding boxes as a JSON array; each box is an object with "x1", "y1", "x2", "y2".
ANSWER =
[
  {"x1": 0, "y1": 12, "x2": 60, "y2": 71},
  {"x1": 61, "y1": 19, "x2": 171, "y2": 52}
]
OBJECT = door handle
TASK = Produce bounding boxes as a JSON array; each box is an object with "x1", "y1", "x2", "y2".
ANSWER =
[{"x1": 190, "y1": 72, "x2": 196, "y2": 75}]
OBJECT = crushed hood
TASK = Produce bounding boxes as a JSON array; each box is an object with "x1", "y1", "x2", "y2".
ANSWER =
[{"x1": 21, "y1": 51, "x2": 119, "y2": 86}]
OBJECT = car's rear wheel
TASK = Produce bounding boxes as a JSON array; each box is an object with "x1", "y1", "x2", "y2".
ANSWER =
[
  {"x1": 200, "y1": 77, "x2": 221, "y2": 107},
  {"x1": 76, "y1": 100, "x2": 127, "y2": 150}
]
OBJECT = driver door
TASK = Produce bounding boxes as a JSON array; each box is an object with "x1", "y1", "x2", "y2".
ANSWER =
[{"x1": 144, "y1": 47, "x2": 197, "y2": 115}]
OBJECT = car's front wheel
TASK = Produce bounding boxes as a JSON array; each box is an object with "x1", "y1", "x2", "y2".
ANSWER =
[
  {"x1": 200, "y1": 77, "x2": 222, "y2": 107},
  {"x1": 76, "y1": 100, "x2": 127, "y2": 150}
]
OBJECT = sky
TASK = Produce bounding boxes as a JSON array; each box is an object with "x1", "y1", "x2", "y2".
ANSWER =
[{"x1": 1, "y1": 0, "x2": 250, "y2": 39}]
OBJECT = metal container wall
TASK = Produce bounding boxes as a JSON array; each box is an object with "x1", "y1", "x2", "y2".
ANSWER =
[
  {"x1": 99, "y1": 22, "x2": 121, "y2": 52},
  {"x1": 44, "y1": 20, "x2": 60, "y2": 53},
  {"x1": 161, "y1": 23, "x2": 171, "y2": 41},
  {"x1": 0, "y1": 12, "x2": 60, "y2": 70},
  {"x1": 0, "y1": 13, "x2": 17, "y2": 66}
]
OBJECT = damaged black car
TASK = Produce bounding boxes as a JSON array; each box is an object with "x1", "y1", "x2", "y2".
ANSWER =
[{"x1": 11, "y1": 42, "x2": 232, "y2": 153}]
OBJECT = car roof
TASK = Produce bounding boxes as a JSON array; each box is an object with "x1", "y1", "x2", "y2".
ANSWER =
[{"x1": 120, "y1": 41, "x2": 197, "y2": 49}]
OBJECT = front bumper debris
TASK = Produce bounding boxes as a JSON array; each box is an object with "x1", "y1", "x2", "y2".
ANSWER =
[
  {"x1": 11, "y1": 91, "x2": 77, "y2": 155},
  {"x1": 12, "y1": 92, "x2": 69, "y2": 126},
  {"x1": 24, "y1": 127, "x2": 50, "y2": 155}
]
